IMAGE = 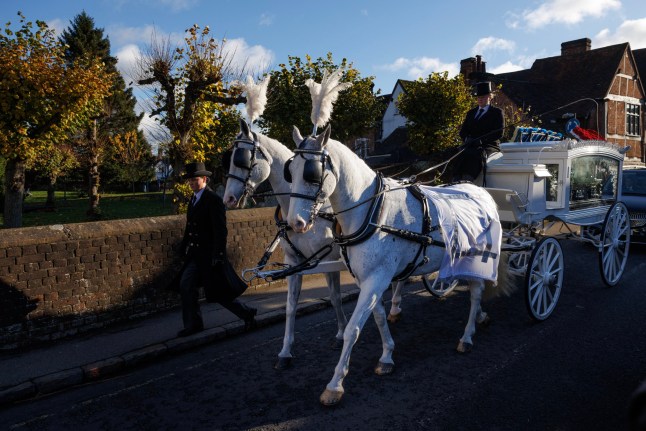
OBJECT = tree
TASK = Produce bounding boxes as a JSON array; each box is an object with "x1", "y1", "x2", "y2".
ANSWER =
[
  {"x1": 109, "y1": 130, "x2": 154, "y2": 193},
  {"x1": 0, "y1": 12, "x2": 112, "y2": 227},
  {"x1": 396, "y1": 72, "x2": 473, "y2": 160},
  {"x1": 258, "y1": 53, "x2": 383, "y2": 146},
  {"x1": 135, "y1": 24, "x2": 247, "y2": 211},
  {"x1": 59, "y1": 11, "x2": 144, "y2": 218},
  {"x1": 29, "y1": 144, "x2": 79, "y2": 207}
]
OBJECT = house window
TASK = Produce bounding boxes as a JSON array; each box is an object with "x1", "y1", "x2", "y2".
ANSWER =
[{"x1": 626, "y1": 103, "x2": 640, "y2": 136}]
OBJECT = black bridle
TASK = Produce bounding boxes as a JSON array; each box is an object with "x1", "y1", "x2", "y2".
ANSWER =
[
  {"x1": 284, "y1": 142, "x2": 338, "y2": 225},
  {"x1": 225, "y1": 135, "x2": 270, "y2": 205}
]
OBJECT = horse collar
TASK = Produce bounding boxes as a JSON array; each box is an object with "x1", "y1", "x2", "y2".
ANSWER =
[{"x1": 332, "y1": 173, "x2": 386, "y2": 247}]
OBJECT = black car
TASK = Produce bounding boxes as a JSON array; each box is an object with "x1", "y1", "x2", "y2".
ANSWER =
[{"x1": 622, "y1": 168, "x2": 646, "y2": 242}]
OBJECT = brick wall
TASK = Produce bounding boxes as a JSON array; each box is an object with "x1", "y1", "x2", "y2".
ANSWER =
[{"x1": 0, "y1": 207, "x2": 285, "y2": 350}]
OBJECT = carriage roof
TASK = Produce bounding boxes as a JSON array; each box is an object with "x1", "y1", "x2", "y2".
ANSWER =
[{"x1": 483, "y1": 138, "x2": 627, "y2": 225}]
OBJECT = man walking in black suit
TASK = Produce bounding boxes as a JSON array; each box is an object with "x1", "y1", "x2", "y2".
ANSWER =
[
  {"x1": 176, "y1": 162, "x2": 256, "y2": 337},
  {"x1": 454, "y1": 81, "x2": 505, "y2": 184}
]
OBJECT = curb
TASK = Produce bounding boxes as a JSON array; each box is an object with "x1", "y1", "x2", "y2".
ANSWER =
[{"x1": 0, "y1": 289, "x2": 360, "y2": 407}]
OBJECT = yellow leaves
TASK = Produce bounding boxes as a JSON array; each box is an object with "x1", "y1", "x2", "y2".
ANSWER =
[
  {"x1": 110, "y1": 130, "x2": 148, "y2": 164},
  {"x1": 0, "y1": 17, "x2": 113, "y2": 162}
]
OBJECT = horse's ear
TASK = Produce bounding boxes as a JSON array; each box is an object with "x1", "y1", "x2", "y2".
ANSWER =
[
  {"x1": 292, "y1": 126, "x2": 304, "y2": 145},
  {"x1": 240, "y1": 119, "x2": 251, "y2": 137},
  {"x1": 316, "y1": 124, "x2": 331, "y2": 148}
]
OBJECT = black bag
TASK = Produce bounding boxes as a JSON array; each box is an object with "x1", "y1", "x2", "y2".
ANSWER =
[{"x1": 204, "y1": 259, "x2": 249, "y2": 303}]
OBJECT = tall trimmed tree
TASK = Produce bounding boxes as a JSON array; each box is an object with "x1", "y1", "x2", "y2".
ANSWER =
[{"x1": 59, "y1": 11, "x2": 144, "y2": 218}]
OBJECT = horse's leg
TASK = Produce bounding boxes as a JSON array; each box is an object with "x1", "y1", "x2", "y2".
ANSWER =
[
  {"x1": 387, "y1": 280, "x2": 404, "y2": 323},
  {"x1": 457, "y1": 279, "x2": 485, "y2": 353},
  {"x1": 320, "y1": 278, "x2": 389, "y2": 406},
  {"x1": 275, "y1": 273, "x2": 303, "y2": 370},
  {"x1": 325, "y1": 271, "x2": 347, "y2": 349},
  {"x1": 372, "y1": 296, "x2": 396, "y2": 375}
]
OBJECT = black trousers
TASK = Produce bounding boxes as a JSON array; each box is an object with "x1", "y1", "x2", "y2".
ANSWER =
[
  {"x1": 452, "y1": 145, "x2": 499, "y2": 185},
  {"x1": 179, "y1": 260, "x2": 253, "y2": 329}
]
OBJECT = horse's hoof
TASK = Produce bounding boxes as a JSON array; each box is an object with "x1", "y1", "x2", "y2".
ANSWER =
[
  {"x1": 331, "y1": 338, "x2": 344, "y2": 350},
  {"x1": 387, "y1": 312, "x2": 401, "y2": 323},
  {"x1": 374, "y1": 361, "x2": 395, "y2": 376},
  {"x1": 274, "y1": 357, "x2": 292, "y2": 370},
  {"x1": 457, "y1": 341, "x2": 473, "y2": 353},
  {"x1": 478, "y1": 314, "x2": 491, "y2": 327},
  {"x1": 320, "y1": 388, "x2": 344, "y2": 406}
]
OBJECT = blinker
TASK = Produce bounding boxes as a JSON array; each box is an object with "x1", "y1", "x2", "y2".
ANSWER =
[
  {"x1": 303, "y1": 159, "x2": 323, "y2": 184},
  {"x1": 233, "y1": 147, "x2": 252, "y2": 170},
  {"x1": 283, "y1": 155, "x2": 324, "y2": 185},
  {"x1": 284, "y1": 157, "x2": 294, "y2": 183}
]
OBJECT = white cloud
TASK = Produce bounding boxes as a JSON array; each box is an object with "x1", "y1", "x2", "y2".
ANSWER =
[
  {"x1": 594, "y1": 17, "x2": 646, "y2": 49},
  {"x1": 489, "y1": 61, "x2": 525, "y2": 74},
  {"x1": 114, "y1": 44, "x2": 142, "y2": 82},
  {"x1": 472, "y1": 37, "x2": 516, "y2": 55},
  {"x1": 138, "y1": 112, "x2": 169, "y2": 148},
  {"x1": 106, "y1": 24, "x2": 185, "y2": 49},
  {"x1": 46, "y1": 18, "x2": 66, "y2": 36},
  {"x1": 507, "y1": 0, "x2": 621, "y2": 30},
  {"x1": 379, "y1": 57, "x2": 459, "y2": 80},
  {"x1": 259, "y1": 13, "x2": 274, "y2": 26},
  {"x1": 222, "y1": 38, "x2": 274, "y2": 75}
]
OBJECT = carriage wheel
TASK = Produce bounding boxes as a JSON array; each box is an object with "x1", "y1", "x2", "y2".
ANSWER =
[
  {"x1": 422, "y1": 274, "x2": 458, "y2": 298},
  {"x1": 525, "y1": 237, "x2": 564, "y2": 321},
  {"x1": 599, "y1": 201, "x2": 631, "y2": 287}
]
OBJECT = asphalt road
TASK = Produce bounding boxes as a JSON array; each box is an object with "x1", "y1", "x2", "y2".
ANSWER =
[{"x1": 2, "y1": 241, "x2": 645, "y2": 431}]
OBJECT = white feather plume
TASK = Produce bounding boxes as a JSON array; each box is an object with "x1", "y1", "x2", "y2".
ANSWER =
[
  {"x1": 305, "y1": 68, "x2": 353, "y2": 129},
  {"x1": 238, "y1": 75, "x2": 270, "y2": 124}
]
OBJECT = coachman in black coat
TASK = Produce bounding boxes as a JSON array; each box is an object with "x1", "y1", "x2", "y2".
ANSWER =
[
  {"x1": 454, "y1": 81, "x2": 505, "y2": 185},
  {"x1": 174, "y1": 162, "x2": 256, "y2": 337}
]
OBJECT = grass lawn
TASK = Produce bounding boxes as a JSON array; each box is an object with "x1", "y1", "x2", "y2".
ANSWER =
[{"x1": 1, "y1": 190, "x2": 176, "y2": 228}]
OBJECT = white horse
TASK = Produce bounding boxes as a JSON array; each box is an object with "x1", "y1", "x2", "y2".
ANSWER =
[
  {"x1": 223, "y1": 120, "x2": 407, "y2": 369},
  {"x1": 286, "y1": 125, "x2": 506, "y2": 406}
]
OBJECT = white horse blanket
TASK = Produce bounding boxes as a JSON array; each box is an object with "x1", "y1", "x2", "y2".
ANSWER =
[{"x1": 420, "y1": 184, "x2": 501, "y2": 282}]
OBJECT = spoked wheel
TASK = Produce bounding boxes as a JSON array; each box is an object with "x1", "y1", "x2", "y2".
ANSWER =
[
  {"x1": 422, "y1": 273, "x2": 458, "y2": 298},
  {"x1": 525, "y1": 237, "x2": 564, "y2": 321},
  {"x1": 599, "y1": 201, "x2": 631, "y2": 287}
]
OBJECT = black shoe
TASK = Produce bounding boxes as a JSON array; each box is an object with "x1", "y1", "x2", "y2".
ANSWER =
[
  {"x1": 177, "y1": 325, "x2": 204, "y2": 337},
  {"x1": 244, "y1": 307, "x2": 257, "y2": 331}
]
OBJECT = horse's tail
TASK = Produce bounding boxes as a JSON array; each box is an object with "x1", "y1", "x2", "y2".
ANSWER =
[{"x1": 483, "y1": 251, "x2": 518, "y2": 301}]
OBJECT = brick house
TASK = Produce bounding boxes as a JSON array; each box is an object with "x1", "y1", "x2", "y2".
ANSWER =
[{"x1": 376, "y1": 38, "x2": 645, "y2": 167}]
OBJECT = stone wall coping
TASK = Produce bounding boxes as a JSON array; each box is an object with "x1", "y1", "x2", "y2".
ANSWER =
[{"x1": 0, "y1": 206, "x2": 277, "y2": 247}]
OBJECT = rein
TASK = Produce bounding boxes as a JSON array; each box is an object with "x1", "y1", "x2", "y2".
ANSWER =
[{"x1": 241, "y1": 205, "x2": 336, "y2": 282}]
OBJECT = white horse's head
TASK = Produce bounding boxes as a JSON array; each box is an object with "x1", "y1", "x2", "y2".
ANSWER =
[
  {"x1": 286, "y1": 124, "x2": 338, "y2": 233},
  {"x1": 223, "y1": 119, "x2": 273, "y2": 209}
]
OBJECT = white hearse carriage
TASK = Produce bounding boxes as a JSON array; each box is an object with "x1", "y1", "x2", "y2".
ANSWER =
[{"x1": 482, "y1": 138, "x2": 631, "y2": 321}]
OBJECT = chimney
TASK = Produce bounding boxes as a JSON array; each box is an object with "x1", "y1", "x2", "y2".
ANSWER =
[
  {"x1": 460, "y1": 57, "x2": 477, "y2": 77},
  {"x1": 460, "y1": 55, "x2": 488, "y2": 84},
  {"x1": 475, "y1": 55, "x2": 487, "y2": 74},
  {"x1": 561, "y1": 38, "x2": 591, "y2": 56}
]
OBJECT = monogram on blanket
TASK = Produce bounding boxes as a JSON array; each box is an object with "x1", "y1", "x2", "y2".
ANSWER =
[{"x1": 421, "y1": 183, "x2": 502, "y2": 283}]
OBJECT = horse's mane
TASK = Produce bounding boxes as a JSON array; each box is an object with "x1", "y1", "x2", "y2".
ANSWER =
[{"x1": 256, "y1": 131, "x2": 293, "y2": 161}]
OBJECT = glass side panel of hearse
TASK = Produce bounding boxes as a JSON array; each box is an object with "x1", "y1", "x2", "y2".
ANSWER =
[{"x1": 568, "y1": 155, "x2": 619, "y2": 210}]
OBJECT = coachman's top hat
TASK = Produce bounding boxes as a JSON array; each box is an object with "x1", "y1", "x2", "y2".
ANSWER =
[
  {"x1": 474, "y1": 81, "x2": 493, "y2": 96},
  {"x1": 183, "y1": 162, "x2": 212, "y2": 179}
]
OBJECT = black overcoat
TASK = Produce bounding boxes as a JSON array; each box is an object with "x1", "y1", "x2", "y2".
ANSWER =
[
  {"x1": 459, "y1": 105, "x2": 504, "y2": 151},
  {"x1": 171, "y1": 187, "x2": 247, "y2": 302}
]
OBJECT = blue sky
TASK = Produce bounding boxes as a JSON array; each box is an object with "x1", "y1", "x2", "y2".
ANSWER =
[{"x1": 4, "y1": 0, "x2": 646, "y2": 139}]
